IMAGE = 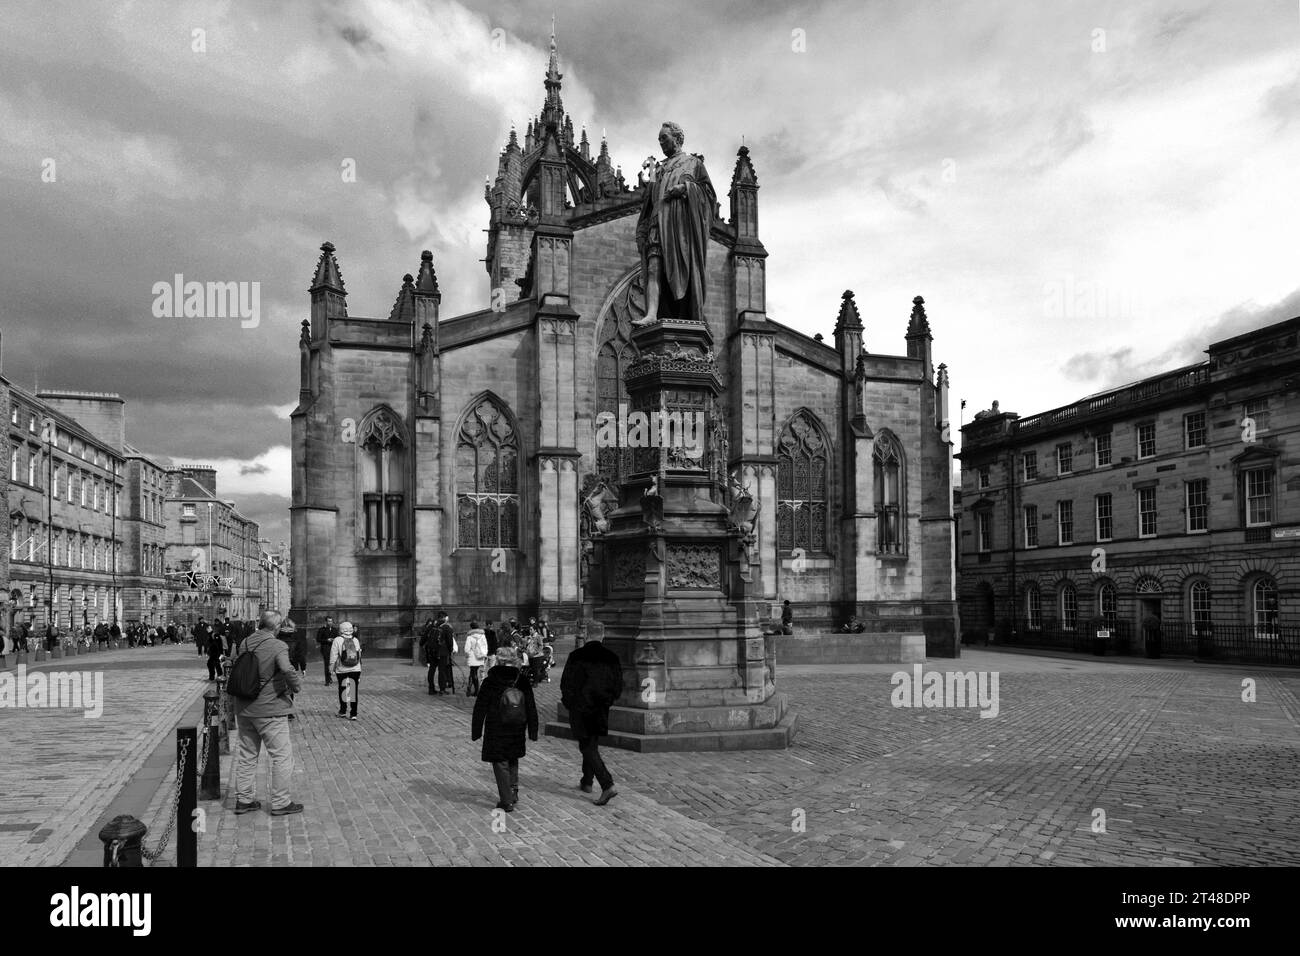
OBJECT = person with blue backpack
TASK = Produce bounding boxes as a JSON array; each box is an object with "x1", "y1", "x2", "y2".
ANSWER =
[
  {"x1": 470, "y1": 644, "x2": 539, "y2": 812},
  {"x1": 330, "y1": 621, "x2": 363, "y2": 720}
]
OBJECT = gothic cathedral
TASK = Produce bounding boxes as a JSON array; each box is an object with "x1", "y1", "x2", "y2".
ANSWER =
[{"x1": 290, "y1": 34, "x2": 959, "y2": 655}]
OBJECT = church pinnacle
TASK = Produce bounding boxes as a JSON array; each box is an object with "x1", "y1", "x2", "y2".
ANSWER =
[{"x1": 540, "y1": 16, "x2": 564, "y2": 129}]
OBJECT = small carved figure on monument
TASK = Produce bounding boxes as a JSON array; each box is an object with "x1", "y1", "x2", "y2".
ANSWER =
[{"x1": 634, "y1": 122, "x2": 716, "y2": 326}]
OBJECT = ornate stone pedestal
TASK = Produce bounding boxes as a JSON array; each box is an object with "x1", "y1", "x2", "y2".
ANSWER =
[{"x1": 546, "y1": 316, "x2": 797, "y2": 751}]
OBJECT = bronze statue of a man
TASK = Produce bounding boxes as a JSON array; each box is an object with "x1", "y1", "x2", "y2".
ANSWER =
[{"x1": 634, "y1": 122, "x2": 716, "y2": 325}]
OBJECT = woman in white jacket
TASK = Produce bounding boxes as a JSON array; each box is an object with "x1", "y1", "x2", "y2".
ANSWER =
[{"x1": 463, "y1": 620, "x2": 488, "y2": 697}]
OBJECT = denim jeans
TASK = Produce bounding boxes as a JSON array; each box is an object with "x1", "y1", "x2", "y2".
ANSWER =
[{"x1": 235, "y1": 715, "x2": 293, "y2": 810}]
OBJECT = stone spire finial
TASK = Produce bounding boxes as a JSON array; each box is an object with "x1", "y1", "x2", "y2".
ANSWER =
[
  {"x1": 835, "y1": 289, "x2": 862, "y2": 332},
  {"x1": 415, "y1": 250, "x2": 440, "y2": 299},
  {"x1": 389, "y1": 273, "x2": 418, "y2": 322},
  {"x1": 908, "y1": 295, "x2": 931, "y2": 337},
  {"x1": 731, "y1": 144, "x2": 758, "y2": 186},
  {"x1": 309, "y1": 241, "x2": 346, "y2": 294}
]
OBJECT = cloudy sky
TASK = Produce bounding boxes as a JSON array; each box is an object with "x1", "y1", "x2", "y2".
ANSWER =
[{"x1": 1, "y1": 0, "x2": 1297, "y2": 545}]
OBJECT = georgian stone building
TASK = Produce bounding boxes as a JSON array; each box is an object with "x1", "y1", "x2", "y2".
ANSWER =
[
  {"x1": 290, "y1": 36, "x2": 958, "y2": 654},
  {"x1": 957, "y1": 315, "x2": 1298, "y2": 657},
  {"x1": 2, "y1": 383, "x2": 264, "y2": 635}
]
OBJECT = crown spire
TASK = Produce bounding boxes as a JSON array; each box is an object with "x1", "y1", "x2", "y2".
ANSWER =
[{"x1": 540, "y1": 17, "x2": 565, "y2": 128}]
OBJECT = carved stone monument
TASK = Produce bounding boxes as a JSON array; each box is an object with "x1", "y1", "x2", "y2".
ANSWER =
[{"x1": 547, "y1": 123, "x2": 796, "y2": 751}]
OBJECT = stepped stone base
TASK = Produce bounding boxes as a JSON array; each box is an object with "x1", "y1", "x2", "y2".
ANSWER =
[
  {"x1": 774, "y1": 631, "x2": 925, "y2": 665},
  {"x1": 544, "y1": 692, "x2": 798, "y2": 752}
]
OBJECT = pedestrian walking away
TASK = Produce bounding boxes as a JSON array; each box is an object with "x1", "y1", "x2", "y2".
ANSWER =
[
  {"x1": 331, "y1": 621, "x2": 362, "y2": 719},
  {"x1": 316, "y1": 616, "x2": 339, "y2": 685},
  {"x1": 463, "y1": 620, "x2": 488, "y2": 696},
  {"x1": 561, "y1": 629, "x2": 625, "y2": 806},
  {"x1": 470, "y1": 645, "x2": 539, "y2": 812},
  {"x1": 230, "y1": 609, "x2": 304, "y2": 816}
]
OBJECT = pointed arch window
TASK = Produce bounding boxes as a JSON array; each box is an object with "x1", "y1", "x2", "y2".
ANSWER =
[
  {"x1": 874, "y1": 431, "x2": 905, "y2": 554},
  {"x1": 777, "y1": 411, "x2": 829, "y2": 552},
  {"x1": 357, "y1": 408, "x2": 407, "y2": 552},
  {"x1": 594, "y1": 274, "x2": 641, "y2": 488},
  {"x1": 456, "y1": 398, "x2": 520, "y2": 550}
]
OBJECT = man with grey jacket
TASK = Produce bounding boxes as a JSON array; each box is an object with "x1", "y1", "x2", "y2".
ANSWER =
[{"x1": 232, "y1": 609, "x2": 304, "y2": 816}]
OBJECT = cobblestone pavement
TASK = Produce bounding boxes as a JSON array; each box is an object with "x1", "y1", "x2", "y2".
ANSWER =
[
  {"x1": 128, "y1": 649, "x2": 1300, "y2": 867},
  {"x1": 0, "y1": 644, "x2": 207, "y2": 866}
]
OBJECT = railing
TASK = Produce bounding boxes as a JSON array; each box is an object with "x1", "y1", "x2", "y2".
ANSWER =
[
  {"x1": 1010, "y1": 364, "x2": 1211, "y2": 437},
  {"x1": 993, "y1": 617, "x2": 1298, "y2": 666}
]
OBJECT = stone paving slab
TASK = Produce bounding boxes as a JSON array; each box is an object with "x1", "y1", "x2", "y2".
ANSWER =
[
  {"x1": 0, "y1": 645, "x2": 207, "y2": 866},
  {"x1": 17, "y1": 647, "x2": 1300, "y2": 867}
]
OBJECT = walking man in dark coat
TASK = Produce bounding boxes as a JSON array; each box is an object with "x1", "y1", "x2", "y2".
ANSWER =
[
  {"x1": 471, "y1": 645, "x2": 539, "y2": 812},
  {"x1": 434, "y1": 612, "x2": 456, "y2": 694},
  {"x1": 560, "y1": 630, "x2": 624, "y2": 806}
]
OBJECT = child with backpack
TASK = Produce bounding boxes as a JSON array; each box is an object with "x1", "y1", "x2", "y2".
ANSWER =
[
  {"x1": 330, "y1": 621, "x2": 363, "y2": 720},
  {"x1": 470, "y1": 645, "x2": 539, "y2": 812}
]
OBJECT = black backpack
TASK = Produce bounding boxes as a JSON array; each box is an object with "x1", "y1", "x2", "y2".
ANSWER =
[
  {"x1": 227, "y1": 642, "x2": 265, "y2": 700},
  {"x1": 498, "y1": 669, "x2": 526, "y2": 728}
]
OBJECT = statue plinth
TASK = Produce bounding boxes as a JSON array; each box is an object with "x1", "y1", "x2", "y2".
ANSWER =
[{"x1": 547, "y1": 310, "x2": 796, "y2": 751}]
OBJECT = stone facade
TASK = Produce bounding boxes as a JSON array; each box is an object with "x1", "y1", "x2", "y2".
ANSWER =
[
  {"x1": 291, "y1": 36, "x2": 958, "y2": 656},
  {"x1": 958, "y1": 316, "x2": 1299, "y2": 645},
  {"x1": 2, "y1": 384, "x2": 263, "y2": 634}
]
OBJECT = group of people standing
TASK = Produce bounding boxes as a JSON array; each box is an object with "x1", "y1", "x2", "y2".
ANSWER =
[{"x1": 228, "y1": 609, "x2": 625, "y2": 817}]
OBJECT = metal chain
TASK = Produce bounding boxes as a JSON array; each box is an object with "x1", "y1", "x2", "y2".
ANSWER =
[
  {"x1": 108, "y1": 839, "x2": 122, "y2": 867},
  {"x1": 141, "y1": 735, "x2": 190, "y2": 863},
  {"x1": 198, "y1": 726, "x2": 210, "y2": 777}
]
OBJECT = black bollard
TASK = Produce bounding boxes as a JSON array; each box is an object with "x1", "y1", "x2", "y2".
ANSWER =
[
  {"x1": 99, "y1": 815, "x2": 147, "y2": 867},
  {"x1": 201, "y1": 689, "x2": 222, "y2": 800},
  {"x1": 177, "y1": 727, "x2": 198, "y2": 868}
]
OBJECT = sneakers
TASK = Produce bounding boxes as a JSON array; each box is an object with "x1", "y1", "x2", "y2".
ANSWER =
[
  {"x1": 579, "y1": 781, "x2": 594, "y2": 794},
  {"x1": 337, "y1": 712, "x2": 348, "y2": 719},
  {"x1": 495, "y1": 801, "x2": 514, "y2": 813},
  {"x1": 349, "y1": 715, "x2": 357, "y2": 721},
  {"x1": 270, "y1": 802, "x2": 305, "y2": 816},
  {"x1": 595, "y1": 787, "x2": 618, "y2": 807},
  {"x1": 234, "y1": 800, "x2": 261, "y2": 814}
]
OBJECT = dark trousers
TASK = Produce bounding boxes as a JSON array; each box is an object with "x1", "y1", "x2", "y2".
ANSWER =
[
  {"x1": 467, "y1": 666, "x2": 481, "y2": 696},
  {"x1": 319, "y1": 644, "x2": 332, "y2": 683},
  {"x1": 438, "y1": 662, "x2": 454, "y2": 692},
  {"x1": 491, "y1": 759, "x2": 519, "y2": 806},
  {"x1": 207, "y1": 658, "x2": 221, "y2": 680},
  {"x1": 337, "y1": 672, "x2": 359, "y2": 716},
  {"x1": 578, "y1": 735, "x2": 613, "y2": 791},
  {"x1": 427, "y1": 659, "x2": 439, "y2": 693}
]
